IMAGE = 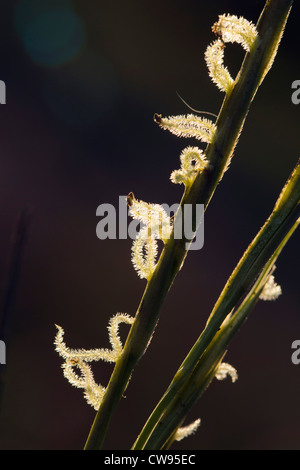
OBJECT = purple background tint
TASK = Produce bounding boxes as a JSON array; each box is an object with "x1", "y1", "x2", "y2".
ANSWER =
[{"x1": 0, "y1": 0, "x2": 299, "y2": 450}]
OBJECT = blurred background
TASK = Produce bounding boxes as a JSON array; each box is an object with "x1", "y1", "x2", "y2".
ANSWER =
[{"x1": 0, "y1": 0, "x2": 299, "y2": 450}]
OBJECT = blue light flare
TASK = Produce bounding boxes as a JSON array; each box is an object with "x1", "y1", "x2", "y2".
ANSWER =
[{"x1": 15, "y1": 0, "x2": 85, "y2": 67}]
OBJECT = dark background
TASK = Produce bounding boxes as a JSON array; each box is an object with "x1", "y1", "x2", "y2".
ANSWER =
[{"x1": 0, "y1": 0, "x2": 299, "y2": 450}]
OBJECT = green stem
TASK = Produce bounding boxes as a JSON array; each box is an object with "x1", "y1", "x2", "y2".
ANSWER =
[
  {"x1": 137, "y1": 212, "x2": 299, "y2": 449},
  {"x1": 84, "y1": 0, "x2": 294, "y2": 450},
  {"x1": 133, "y1": 161, "x2": 300, "y2": 449}
]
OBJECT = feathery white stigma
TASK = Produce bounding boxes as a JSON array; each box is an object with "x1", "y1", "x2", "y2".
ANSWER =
[
  {"x1": 174, "y1": 418, "x2": 201, "y2": 442},
  {"x1": 215, "y1": 362, "x2": 238, "y2": 383},
  {"x1": 205, "y1": 14, "x2": 258, "y2": 94},
  {"x1": 212, "y1": 14, "x2": 258, "y2": 52},
  {"x1": 129, "y1": 195, "x2": 172, "y2": 280},
  {"x1": 54, "y1": 314, "x2": 134, "y2": 410},
  {"x1": 129, "y1": 196, "x2": 171, "y2": 242},
  {"x1": 259, "y1": 274, "x2": 282, "y2": 301},
  {"x1": 170, "y1": 146, "x2": 208, "y2": 187},
  {"x1": 205, "y1": 39, "x2": 234, "y2": 94},
  {"x1": 154, "y1": 113, "x2": 217, "y2": 144},
  {"x1": 131, "y1": 229, "x2": 158, "y2": 280}
]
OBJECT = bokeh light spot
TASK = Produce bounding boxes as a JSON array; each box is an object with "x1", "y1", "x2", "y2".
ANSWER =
[{"x1": 15, "y1": 0, "x2": 85, "y2": 67}]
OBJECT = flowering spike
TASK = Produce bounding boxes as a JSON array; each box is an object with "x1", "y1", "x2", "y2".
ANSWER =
[
  {"x1": 205, "y1": 15, "x2": 258, "y2": 94},
  {"x1": 129, "y1": 195, "x2": 171, "y2": 242},
  {"x1": 108, "y1": 313, "x2": 135, "y2": 356},
  {"x1": 129, "y1": 195, "x2": 172, "y2": 280},
  {"x1": 205, "y1": 39, "x2": 234, "y2": 94},
  {"x1": 54, "y1": 324, "x2": 116, "y2": 363},
  {"x1": 212, "y1": 14, "x2": 258, "y2": 52},
  {"x1": 54, "y1": 314, "x2": 135, "y2": 410},
  {"x1": 215, "y1": 362, "x2": 238, "y2": 383},
  {"x1": 174, "y1": 418, "x2": 201, "y2": 442},
  {"x1": 170, "y1": 146, "x2": 208, "y2": 187},
  {"x1": 154, "y1": 113, "x2": 217, "y2": 144},
  {"x1": 131, "y1": 230, "x2": 158, "y2": 280},
  {"x1": 84, "y1": 380, "x2": 106, "y2": 410},
  {"x1": 259, "y1": 274, "x2": 282, "y2": 301}
]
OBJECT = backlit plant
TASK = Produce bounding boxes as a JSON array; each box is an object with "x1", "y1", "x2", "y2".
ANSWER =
[{"x1": 55, "y1": 0, "x2": 298, "y2": 450}]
